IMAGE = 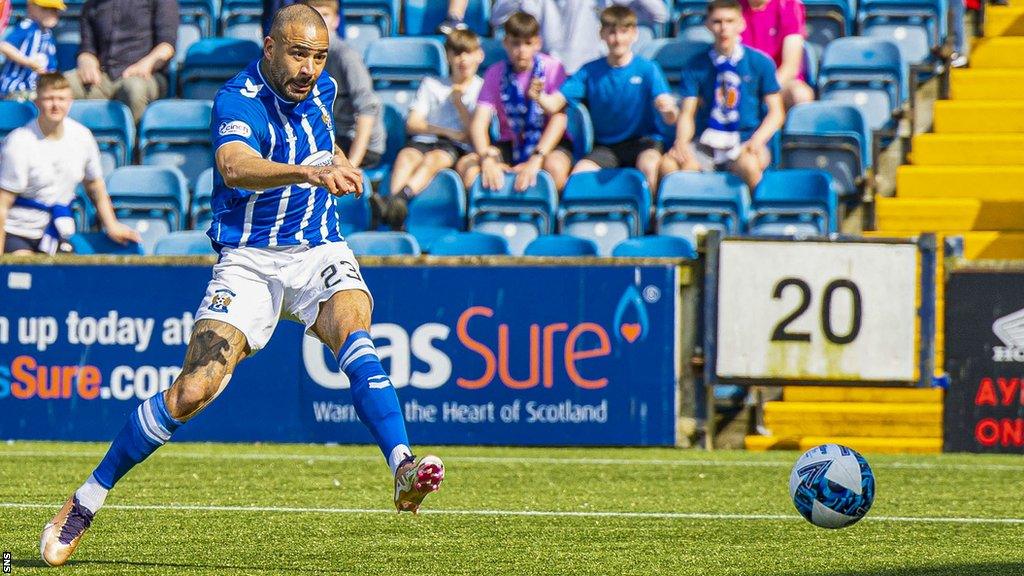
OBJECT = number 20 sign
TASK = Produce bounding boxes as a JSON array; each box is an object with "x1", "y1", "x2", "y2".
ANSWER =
[{"x1": 715, "y1": 239, "x2": 919, "y2": 383}]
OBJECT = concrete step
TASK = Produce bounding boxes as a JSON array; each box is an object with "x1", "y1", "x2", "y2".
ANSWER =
[
  {"x1": 933, "y1": 101, "x2": 1024, "y2": 133},
  {"x1": 911, "y1": 134, "x2": 1024, "y2": 165},
  {"x1": 745, "y1": 435, "x2": 942, "y2": 454},
  {"x1": 959, "y1": 231, "x2": 1024, "y2": 259},
  {"x1": 896, "y1": 166, "x2": 1024, "y2": 198},
  {"x1": 782, "y1": 386, "x2": 943, "y2": 403},
  {"x1": 876, "y1": 197, "x2": 1024, "y2": 232},
  {"x1": 950, "y1": 71, "x2": 1024, "y2": 100},
  {"x1": 970, "y1": 38, "x2": 1024, "y2": 68},
  {"x1": 984, "y1": 7, "x2": 1024, "y2": 36}
]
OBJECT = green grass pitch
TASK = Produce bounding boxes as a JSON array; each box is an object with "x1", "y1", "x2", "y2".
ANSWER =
[{"x1": 2, "y1": 441, "x2": 1023, "y2": 575}]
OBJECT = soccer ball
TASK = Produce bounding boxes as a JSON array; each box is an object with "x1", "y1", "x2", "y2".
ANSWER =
[{"x1": 788, "y1": 444, "x2": 875, "y2": 529}]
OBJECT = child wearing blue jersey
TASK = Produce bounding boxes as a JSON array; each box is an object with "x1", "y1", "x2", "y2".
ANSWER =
[
  {"x1": 0, "y1": 0, "x2": 61, "y2": 100},
  {"x1": 538, "y1": 6, "x2": 679, "y2": 194}
]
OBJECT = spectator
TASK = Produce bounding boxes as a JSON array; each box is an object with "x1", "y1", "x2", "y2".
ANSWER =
[
  {"x1": 659, "y1": 0, "x2": 785, "y2": 190},
  {"x1": 68, "y1": 0, "x2": 178, "y2": 122},
  {"x1": 739, "y1": 0, "x2": 814, "y2": 109},
  {"x1": 491, "y1": 0, "x2": 669, "y2": 74},
  {"x1": 0, "y1": 0, "x2": 61, "y2": 100},
  {"x1": 467, "y1": 12, "x2": 572, "y2": 192},
  {"x1": 374, "y1": 30, "x2": 484, "y2": 230},
  {"x1": 302, "y1": 0, "x2": 385, "y2": 169},
  {"x1": 0, "y1": 73, "x2": 140, "y2": 254},
  {"x1": 540, "y1": 6, "x2": 678, "y2": 193},
  {"x1": 0, "y1": 0, "x2": 11, "y2": 37},
  {"x1": 437, "y1": 0, "x2": 469, "y2": 34}
]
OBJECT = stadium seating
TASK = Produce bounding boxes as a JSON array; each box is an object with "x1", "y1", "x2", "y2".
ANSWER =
[
  {"x1": 479, "y1": 37, "x2": 507, "y2": 71},
  {"x1": 343, "y1": 21, "x2": 383, "y2": 58},
  {"x1": 803, "y1": 0, "x2": 854, "y2": 54},
  {"x1": 365, "y1": 37, "x2": 447, "y2": 115},
  {"x1": 429, "y1": 231, "x2": 510, "y2": 256},
  {"x1": 223, "y1": 21, "x2": 263, "y2": 43},
  {"x1": 818, "y1": 37, "x2": 906, "y2": 133},
  {"x1": 68, "y1": 232, "x2": 144, "y2": 255},
  {"x1": 345, "y1": 0, "x2": 401, "y2": 37},
  {"x1": 523, "y1": 235, "x2": 600, "y2": 257},
  {"x1": 178, "y1": 38, "x2": 262, "y2": 100},
  {"x1": 219, "y1": 0, "x2": 261, "y2": 32},
  {"x1": 70, "y1": 184, "x2": 96, "y2": 232},
  {"x1": 640, "y1": 37, "x2": 712, "y2": 84},
  {"x1": 179, "y1": 0, "x2": 218, "y2": 37},
  {"x1": 565, "y1": 100, "x2": 595, "y2": 161},
  {"x1": 68, "y1": 100, "x2": 135, "y2": 175},
  {"x1": 780, "y1": 102, "x2": 871, "y2": 199},
  {"x1": 171, "y1": 23, "x2": 204, "y2": 97},
  {"x1": 336, "y1": 174, "x2": 374, "y2": 235},
  {"x1": 139, "y1": 99, "x2": 214, "y2": 189},
  {"x1": 749, "y1": 169, "x2": 837, "y2": 237},
  {"x1": 106, "y1": 166, "x2": 191, "y2": 254},
  {"x1": 403, "y1": 0, "x2": 490, "y2": 36},
  {"x1": 191, "y1": 167, "x2": 215, "y2": 230},
  {"x1": 655, "y1": 171, "x2": 750, "y2": 244},
  {"x1": 558, "y1": 169, "x2": 651, "y2": 256},
  {"x1": 346, "y1": 231, "x2": 421, "y2": 255},
  {"x1": 153, "y1": 230, "x2": 216, "y2": 255},
  {"x1": 611, "y1": 235, "x2": 697, "y2": 258},
  {"x1": 857, "y1": 0, "x2": 947, "y2": 67},
  {"x1": 672, "y1": 0, "x2": 708, "y2": 35},
  {"x1": 0, "y1": 100, "x2": 35, "y2": 139},
  {"x1": 468, "y1": 171, "x2": 558, "y2": 256},
  {"x1": 405, "y1": 169, "x2": 467, "y2": 251},
  {"x1": 364, "y1": 104, "x2": 406, "y2": 184}
]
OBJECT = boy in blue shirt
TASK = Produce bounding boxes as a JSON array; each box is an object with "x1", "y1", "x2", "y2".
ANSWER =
[
  {"x1": 0, "y1": 0, "x2": 61, "y2": 99},
  {"x1": 659, "y1": 0, "x2": 785, "y2": 190},
  {"x1": 537, "y1": 6, "x2": 678, "y2": 193}
]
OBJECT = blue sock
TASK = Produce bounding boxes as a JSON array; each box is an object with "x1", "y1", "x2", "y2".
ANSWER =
[
  {"x1": 92, "y1": 392, "x2": 182, "y2": 489},
  {"x1": 338, "y1": 330, "x2": 411, "y2": 475}
]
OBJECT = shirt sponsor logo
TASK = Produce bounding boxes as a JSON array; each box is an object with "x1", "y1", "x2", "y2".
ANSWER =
[{"x1": 218, "y1": 121, "x2": 252, "y2": 139}]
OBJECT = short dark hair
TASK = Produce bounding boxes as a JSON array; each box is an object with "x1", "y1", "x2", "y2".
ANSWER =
[
  {"x1": 36, "y1": 73, "x2": 70, "y2": 94},
  {"x1": 600, "y1": 6, "x2": 637, "y2": 30},
  {"x1": 706, "y1": 0, "x2": 742, "y2": 15},
  {"x1": 270, "y1": 3, "x2": 328, "y2": 40},
  {"x1": 445, "y1": 28, "x2": 480, "y2": 54},
  {"x1": 504, "y1": 11, "x2": 540, "y2": 40}
]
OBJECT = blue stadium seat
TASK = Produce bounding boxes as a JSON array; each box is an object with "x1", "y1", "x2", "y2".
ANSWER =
[
  {"x1": 223, "y1": 21, "x2": 263, "y2": 43},
  {"x1": 70, "y1": 184, "x2": 96, "y2": 232},
  {"x1": 566, "y1": 100, "x2": 594, "y2": 161},
  {"x1": 780, "y1": 102, "x2": 871, "y2": 199},
  {"x1": 344, "y1": 21, "x2": 383, "y2": 58},
  {"x1": 170, "y1": 23, "x2": 204, "y2": 97},
  {"x1": 611, "y1": 235, "x2": 697, "y2": 258},
  {"x1": 107, "y1": 166, "x2": 190, "y2": 253},
  {"x1": 179, "y1": 0, "x2": 218, "y2": 37},
  {"x1": 153, "y1": 230, "x2": 216, "y2": 255},
  {"x1": 403, "y1": 0, "x2": 490, "y2": 36},
  {"x1": 655, "y1": 172, "x2": 749, "y2": 245},
  {"x1": 818, "y1": 37, "x2": 906, "y2": 132},
  {"x1": 750, "y1": 169, "x2": 837, "y2": 237},
  {"x1": 139, "y1": 99, "x2": 214, "y2": 189},
  {"x1": 365, "y1": 37, "x2": 447, "y2": 116},
  {"x1": 68, "y1": 100, "x2": 134, "y2": 175},
  {"x1": 858, "y1": 0, "x2": 947, "y2": 66},
  {"x1": 219, "y1": 0, "x2": 261, "y2": 30},
  {"x1": 345, "y1": 0, "x2": 401, "y2": 36},
  {"x1": 672, "y1": 0, "x2": 708, "y2": 34},
  {"x1": 0, "y1": 100, "x2": 35, "y2": 139},
  {"x1": 406, "y1": 169, "x2": 467, "y2": 251},
  {"x1": 523, "y1": 235, "x2": 599, "y2": 257},
  {"x1": 429, "y1": 231, "x2": 510, "y2": 256},
  {"x1": 479, "y1": 37, "x2": 507, "y2": 72},
  {"x1": 336, "y1": 174, "x2": 374, "y2": 235},
  {"x1": 804, "y1": 0, "x2": 854, "y2": 54},
  {"x1": 640, "y1": 37, "x2": 712, "y2": 85},
  {"x1": 558, "y1": 169, "x2": 651, "y2": 256},
  {"x1": 191, "y1": 167, "x2": 214, "y2": 230},
  {"x1": 468, "y1": 172, "x2": 558, "y2": 256},
  {"x1": 55, "y1": 39, "x2": 79, "y2": 72},
  {"x1": 178, "y1": 38, "x2": 262, "y2": 100},
  {"x1": 364, "y1": 104, "x2": 406, "y2": 184},
  {"x1": 346, "y1": 231, "x2": 421, "y2": 255},
  {"x1": 68, "y1": 232, "x2": 144, "y2": 255}
]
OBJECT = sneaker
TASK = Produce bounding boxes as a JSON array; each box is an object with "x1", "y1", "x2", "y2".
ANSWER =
[
  {"x1": 385, "y1": 194, "x2": 409, "y2": 231},
  {"x1": 437, "y1": 17, "x2": 468, "y2": 35},
  {"x1": 394, "y1": 454, "x2": 445, "y2": 513},
  {"x1": 951, "y1": 53, "x2": 968, "y2": 68},
  {"x1": 369, "y1": 194, "x2": 389, "y2": 228},
  {"x1": 40, "y1": 494, "x2": 95, "y2": 566}
]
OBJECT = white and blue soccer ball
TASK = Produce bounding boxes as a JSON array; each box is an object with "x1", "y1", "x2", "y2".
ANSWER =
[{"x1": 789, "y1": 444, "x2": 875, "y2": 529}]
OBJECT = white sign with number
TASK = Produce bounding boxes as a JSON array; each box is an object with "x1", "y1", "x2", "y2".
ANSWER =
[{"x1": 715, "y1": 240, "x2": 918, "y2": 382}]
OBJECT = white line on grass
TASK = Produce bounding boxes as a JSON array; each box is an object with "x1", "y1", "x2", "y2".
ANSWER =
[
  {"x1": 2, "y1": 450, "x2": 1024, "y2": 472},
  {"x1": 2, "y1": 502, "x2": 1022, "y2": 525}
]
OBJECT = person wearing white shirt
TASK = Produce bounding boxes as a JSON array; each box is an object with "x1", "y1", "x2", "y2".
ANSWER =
[{"x1": 0, "y1": 73, "x2": 140, "y2": 254}]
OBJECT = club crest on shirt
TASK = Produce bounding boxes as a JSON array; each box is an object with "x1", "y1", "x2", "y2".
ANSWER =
[
  {"x1": 219, "y1": 121, "x2": 252, "y2": 138},
  {"x1": 207, "y1": 289, "x2": 235, "y2": 313}
]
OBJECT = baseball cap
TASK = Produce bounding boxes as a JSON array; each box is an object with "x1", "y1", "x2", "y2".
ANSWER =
[{"x1": 30, "y1": 0, "x2": 67, "y2": 10}]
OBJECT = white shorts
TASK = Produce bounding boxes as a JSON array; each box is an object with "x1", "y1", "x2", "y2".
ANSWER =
[{"x1": 194, "y1": 241, "x2": 372, "y2": 353}]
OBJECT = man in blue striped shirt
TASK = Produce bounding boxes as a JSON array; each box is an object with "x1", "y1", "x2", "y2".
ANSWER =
[
  {"x1": 39, "y1": 5, "x2": 445, "y2": 566},
  {"x1": 0, "y1": 0, "x2": 60, "y2": 99}
]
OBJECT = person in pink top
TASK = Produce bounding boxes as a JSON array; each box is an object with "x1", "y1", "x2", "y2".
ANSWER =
[
  {"x1": 0, "y1": 0, "x2": 11, "y2": 36},
  {"x1": 740, "y1": 0, "x2": 815, "y2": 109},
  {"x1": 466, "y1": 11, "x2": 573, "y2": 192}
]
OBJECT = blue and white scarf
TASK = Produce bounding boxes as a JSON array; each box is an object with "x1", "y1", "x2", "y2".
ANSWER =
[
  {"x1": 699, "y1": 45, "x2": 744, "y2": 164},
  {"x1": 500, "y1": 56, "x2": 547, "y2": 164},
  {"x1": 12, "y1": 196, "x2": 74, "y2": 255}
]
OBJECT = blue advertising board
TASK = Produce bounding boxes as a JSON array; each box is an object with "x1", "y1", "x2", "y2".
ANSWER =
[{"x1": 0, "y1": 262, "x2": 679, "y2": 446}]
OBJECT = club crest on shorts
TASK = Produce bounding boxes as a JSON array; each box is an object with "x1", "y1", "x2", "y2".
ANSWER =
[{"x1": 208, "y1": 289, "x2": 235, "y2": 313}]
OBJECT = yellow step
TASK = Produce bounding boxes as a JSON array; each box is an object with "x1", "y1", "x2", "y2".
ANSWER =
[
  {"x1": 971, "y1": 38, "x2": 1024, "y2": 68},
  {"x1": 745, "y1": 435, "x2": 942, "y2": 454},
  {"x1": 985, "y1": 8, "x2": 1024, "y2": 36},
  {"x1": 911, "y1": 134, "x2": 1024, "y2": 165},
  {"x1": 897, "y1": 166, "x2": 1024, "y2": 198},
  {"x1": 960, "y1": 231, "x2": 1024, "y2": 259},
  {"x1": 950, "y1": 71, "x2": 1024, "y2": 100},
  {"x1": 876, "y1": 197, "x2": 1024, "y2": 232},
  {"x1": 783, "y1": 386, "x2": 943, "y2": 403},
  {"x1": 934, "y1": 101, "x2": 1024, "y2": 133},
  {"x1": 765, "y1": 421, "x2": 942, "y2": 438}
]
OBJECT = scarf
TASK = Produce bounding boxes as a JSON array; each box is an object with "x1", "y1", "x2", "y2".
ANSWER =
[
  {"x1": 12, "y1": 196, "x2": 74, "y2": 255},
  {"x1": 699, "y1": 45, "x2": 744, "y2": 164},
  {"x1": 500, "y1": 55, "x2": 547, "y2": 164}
]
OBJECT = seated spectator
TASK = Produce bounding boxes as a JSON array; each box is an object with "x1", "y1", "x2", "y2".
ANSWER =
[
  {"x1": 659, "y1": 0, "x2": 785, "y2": 190},
  {"x1": 302, "y1": 0, "x2": 385, "y2": 169},
  {"x1": 374, "y1": 30, "x2": 484, "y2": 230},
  {"x1": 437, "y1": 0, "x2": 469, "y2": 34},
  {"x1": 0, "y1": 73, "x2": 140, "y2": 254},
  {"x1": 539, "y1": 6, "x2": 678, "y2": 194},
  {"x1": 467, "y1": 12, "x2": 572, "y2": 193},
  {"x1": 740, "y1": 0, "x2": 815, "y2": 109},
  {"x1": 0, "y1": 0, "x2": 61, "y2": 100},
  {"x1": 491, "y1": 0, "x2": 669, "y2": 74}
]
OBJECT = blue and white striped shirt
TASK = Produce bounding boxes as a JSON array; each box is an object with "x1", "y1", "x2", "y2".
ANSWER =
[
  {"x1": 0, "y1": 18, "x2": 56, "y2": 96},
  {"x1": 209, "y1": 59, "x2": 344, "y2": 248}
]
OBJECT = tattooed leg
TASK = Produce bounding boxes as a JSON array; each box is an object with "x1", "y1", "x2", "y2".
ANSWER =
[{"x1": 163, "y1": 319, "x2": 250, "y2": 422}]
